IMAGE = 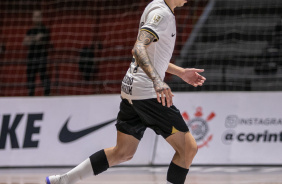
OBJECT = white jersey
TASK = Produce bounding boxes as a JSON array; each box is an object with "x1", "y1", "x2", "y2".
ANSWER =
[{"x1": 121, "y1": 0, "x2": 176, "y2": 100}]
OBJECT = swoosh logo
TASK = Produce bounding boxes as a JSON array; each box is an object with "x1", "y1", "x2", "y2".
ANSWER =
[
  {"x1": 171, "y1": 33, "x2": 175, "y2": 37},
  {"x1": 59, "y1": 117, "x2": 116, "y2": 143}
]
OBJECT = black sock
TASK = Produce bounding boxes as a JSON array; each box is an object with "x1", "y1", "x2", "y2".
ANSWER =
[
  {"x1": 167, "y1": 162, "x2": 189, "y2": 184},
  {"x1": 89, "y1": 149, "x2": 109, "y2": 175}
]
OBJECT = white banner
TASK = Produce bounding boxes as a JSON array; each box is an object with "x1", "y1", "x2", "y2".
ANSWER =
[
  {"x1": 154, "y1": 92, "x2": 282, "y2": 165},
  {"x1": 0, "y1": 92, "x2": 282, "y2": 167},
  {"x1": 0, "y1": 95, "x2": 155, "y2": 167}
]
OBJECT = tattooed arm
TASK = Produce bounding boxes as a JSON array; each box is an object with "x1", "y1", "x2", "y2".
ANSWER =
[{"x1": 132, "y1": 30, "x2": 174, "y2": 107}]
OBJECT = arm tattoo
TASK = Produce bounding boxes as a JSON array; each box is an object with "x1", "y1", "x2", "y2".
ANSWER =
[{"x1": 132, "y1": 30, "x2": 162, "y2": 86}]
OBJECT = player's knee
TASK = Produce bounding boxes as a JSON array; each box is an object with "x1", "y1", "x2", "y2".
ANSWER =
[
  {"x1": 187, "y1": 139, "x2": 198, "y2": 157},
  {"x1": 191, "y1": 145, "x2": 198, "y2": 159},
  {"x1": 181, "y1": 142, "x2": 198, "y2": 168}
]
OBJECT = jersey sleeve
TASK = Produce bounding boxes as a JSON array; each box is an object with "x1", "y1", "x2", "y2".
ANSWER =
[{"x1": 140, "y1": 8, "x2": 169, "y2": 42}]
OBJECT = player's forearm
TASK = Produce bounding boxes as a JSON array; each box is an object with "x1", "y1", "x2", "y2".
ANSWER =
[
  {"x1": 132, "y1": 31, "x2": 162, "y2": 83},
  {"x1": 132, "y1": 45, "x2": 162, "y2": 83},
  {"x1": 166, "y1": 63, "x2": 185, "y2": 78}
]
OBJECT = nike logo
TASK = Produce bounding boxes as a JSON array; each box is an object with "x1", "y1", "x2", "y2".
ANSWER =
[
  {"x1": 59, "y1": 117, "x2": 116, "y2": 143},
  {"x1": 171, "y1": 33, "x2": 175, "y2": 37}
]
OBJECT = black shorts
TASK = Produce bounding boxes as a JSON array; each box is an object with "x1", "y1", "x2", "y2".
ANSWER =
[{"x1": 116, "y1": 98, "x2": 189, "y2": 140}]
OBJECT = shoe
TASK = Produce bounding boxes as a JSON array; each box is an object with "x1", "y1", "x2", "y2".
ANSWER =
[{"x1": 46, "y1": 175, "x2": 61, "y2": 184}]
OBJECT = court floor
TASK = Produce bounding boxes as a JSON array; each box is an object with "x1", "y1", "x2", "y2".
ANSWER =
[{"x1": 1, "y1": 166, "x2": 282, "y2": 184}]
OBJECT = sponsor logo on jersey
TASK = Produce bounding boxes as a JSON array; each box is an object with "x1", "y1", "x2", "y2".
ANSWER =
[
  {"x1": 150, "y1": 14, "x2": 163, "y2": 26},
  {"x1": 121, "y1": 75, "x2": 134, "y2": 95}
]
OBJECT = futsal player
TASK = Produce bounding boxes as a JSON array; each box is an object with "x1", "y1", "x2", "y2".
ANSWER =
[{"x1": 46, "y1": 0, "x2": 206, "y2": 183}]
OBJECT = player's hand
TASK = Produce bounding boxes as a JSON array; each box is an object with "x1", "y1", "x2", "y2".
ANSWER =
[
  {"x1": 153, "y1": 80, "x2": 174, "y2": 107},
  {"x1": 180, "y1": 68, "x2": 206, "y2": 87}
]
